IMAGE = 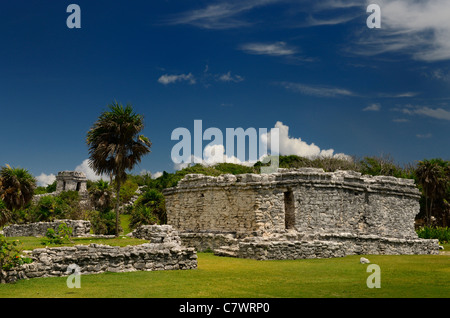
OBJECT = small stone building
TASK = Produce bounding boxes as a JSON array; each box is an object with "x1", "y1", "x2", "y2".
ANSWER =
[
  {"x1": 56, "y1": 171, "x2": 87, "y2": 193},
  {"x1": 163, "y1": 168, "x2": 440, "y2": 260}
]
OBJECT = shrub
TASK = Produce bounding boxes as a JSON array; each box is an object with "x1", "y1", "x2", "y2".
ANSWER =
[
  {"x1": 131, "y1": 188, "x2": 166, "y2": 227},
  {"x1": 87, "y1": 209, "x2": 121, "y2": 235},
  {"x1": 34, "y1": 196, "x2": 65, "y2": 221},
  {"x1": 416, "y1": 226, "x2": 450, "y2": 244},
  {"x1": 0, "y1": 235, "x2": 33, "y2": 282},
  {"x1": 41, "y1": 222, "x2": 73, "y2": 245},
  {"x1": 129, "y1": 205, "x2": 158, "y2": 230},
  {"x1": 0, "y1": 200, "x2": 10, "y2": 228},
  {"x1": 117, "y1": 179, "x2": 139, "y2": 204}
]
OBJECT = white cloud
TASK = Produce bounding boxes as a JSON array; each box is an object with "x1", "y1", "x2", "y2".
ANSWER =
[
  {"x1": 152, "y1": 171, "x2": 163, "y2": 179},
  {"x1": 158, "y1": 73, "x2": 196, "y2": 85},
  {"x1": 164, "y1": 0, "x2": 278, "y2": 29},
  {"x1": 353, "y1": 0, "x2": 450, "y2": 62},
  {"x1": 263, "y1": 121, "x2": 351, "y2": 160},
  {"x1": 36, "y1": 173, "x2": 56, "y2": 187},
  {"x1": 173, "y1": 145, "x2": 258, "y2": 171},
  {"x1": 240, "y1": 41, "x2": 297, "y2": 56},
  {"x1": 363, "y1": 103, "x2": 381, "y2": 111},
  {"x1": 217, "y1": 71, "x2": 244, "y2": 83},
  {"x1": 172, "y1": 121, "x2": 352, "y2": 171},
  {"x1": 395, "y1": 105, "x2": 450, "y2": 121},
  {"x1": 280, "y1": 82, "x2": 355, "y2": 98},
  {"x1": 75, "y1": 159, "x2": 109, "y2": 181}
]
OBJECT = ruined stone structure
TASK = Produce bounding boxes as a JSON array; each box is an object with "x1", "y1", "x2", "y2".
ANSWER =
[
  {"x1": 1, "y1": 225, "x2": 197, "y2": 284},
  {"x1": 56, "y1": 171, "x2": 87, "y2": 193},
  {"x1": 2, "y1": 219, "x2": 91, "y2": 237},
  {"x1": 163, "y1": 168, "x2": 440, "y2": 260},
  {"x1": 32, "y1": 171, "x2": 90, "y2": 209}
]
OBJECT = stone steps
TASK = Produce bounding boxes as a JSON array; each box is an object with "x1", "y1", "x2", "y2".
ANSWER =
[{"x1": 213, "y1": 245, "x2": 239, "y2": 258}]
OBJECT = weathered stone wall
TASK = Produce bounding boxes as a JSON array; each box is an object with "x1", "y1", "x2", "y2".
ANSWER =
[
  {"x1": 1, "y1": 225, "x2": 197, "y2": 284},
  {"x1": 131, "y1": 224, "x2": 182, "y2": 244},
  {"x1": 56, "y1": 171, "x2": 87, "y2": 193},
  {"x1": 163, "y1": 169, "x2": 439, "y2": 259},
  {"x1": 2, "y1": 219, "x2": 91, "y2": 237},
  {"x1": 163, "y1": 169, "x2": 421, "y2": 238}
]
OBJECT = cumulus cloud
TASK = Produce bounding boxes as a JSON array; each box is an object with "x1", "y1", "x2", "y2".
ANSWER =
[
  {"x1": 172, "y1": 121, "x2": 351, "y2": 171},
  {"x1": 75, "y1": 159, "x2": 109, "y2": 181},
  {"x1": 152, "y1": 171, "x2": 163, "y2": 179},
  {"x1": 173, "y1": 144, "x2": 258, "y2": 171},
  {"x1": 262, "y1": 121, "x2": 351, "y2": 160},
  {"x1": 158, "y1": 73, "x2": 196, "y2": 85},
  {"x1": 36, "y1": 173, "x2": 56, "y2": 187}
]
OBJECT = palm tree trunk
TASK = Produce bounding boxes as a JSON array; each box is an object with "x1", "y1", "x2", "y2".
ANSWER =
[
  {"x1": 429, "y1": 199, "x2": 434, "y2": 226},
  {"x1": 115, "y1": 181, "x2": 121, "y2": 237}
]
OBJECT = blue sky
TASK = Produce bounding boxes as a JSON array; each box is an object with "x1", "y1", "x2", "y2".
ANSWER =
[{"x1": 1, "y1": 0, "x2": 449, "y2": 185}]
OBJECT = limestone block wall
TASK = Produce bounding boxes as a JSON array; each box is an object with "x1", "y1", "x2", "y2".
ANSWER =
[
  {"x1": 2, "y1": 219, "x2": 91, "y2": 237},
  {"x1": 163, "y1": 169, "x2": 422, "y2": 239},
  {"x1": 1, "y1": 225, "x2": 197, "y2": 284},
  {"x1": 165, "y1": 174, "x2": 261, "y2": 234}
]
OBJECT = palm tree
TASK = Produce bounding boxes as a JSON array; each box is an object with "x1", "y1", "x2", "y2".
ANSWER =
[
  {"x1": 86, "y1": 102, "x2": 151, "y2": 236},
  {"x1": 416, "y1": 159, "x2": 448, "y2": 226},
  {"x1": 0, "y1": 164, "x2": 36, "y2": 212}
]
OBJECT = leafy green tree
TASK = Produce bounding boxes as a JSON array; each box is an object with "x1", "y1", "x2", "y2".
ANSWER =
[
  {"x1": 89, "y1": 180, "x2": 113, "y2": 211},
  {"x1": 86, "y1": 102, "x2": 151, "y2": 236},
  {"x1": 0, "y1": 200, "x2": 10, "y2": 228},
  {"x1": 132, "y1": 188, "x2": 166, "y2": 227},
  {"x1": 416, "y1": 159, "x2": 449, "y2": 226},
  {"x1": 0, "y1": 165, "x2": 36, "y2": 212}
]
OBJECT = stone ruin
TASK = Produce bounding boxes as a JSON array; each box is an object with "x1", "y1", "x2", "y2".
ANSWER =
[
  {"x1": 1, "y1": 225, "x2": 197, "y2": 284},
  {"x1": 2, "y1": 219, "x2": 91, "y2": 238},
  {"x1": 32, "y1": 171, "x2": 90, "y2": 210},
  {"x1": 55, "y1": 171, "x2": 87, "y2": 193},
  {"x1": 163, "y1": 168, "x2": 440, "y2": 260}
]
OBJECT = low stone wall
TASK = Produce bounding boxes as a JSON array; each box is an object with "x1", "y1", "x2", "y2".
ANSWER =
[
  {"x1": 131, "y1": 225, "x2": 182, "y2": 244},
  {"x1": 232, "y1": 240, "x2": 347, "y2": 260},
  {"x1": 179, "y1": 232, "x2": 239, "y2": 252},
  {"x1": 315, "y1": 233, "x2": 440, "y2": 256},
  {"x1": 194, "y1": 232, "x2": 440, "y2": 260},
  {"x1": 2, "y1": 220, "x2": 91, "y2": 237},
  {"x1": 1, "y1": 225, "x2": 197, "y2": 284}
]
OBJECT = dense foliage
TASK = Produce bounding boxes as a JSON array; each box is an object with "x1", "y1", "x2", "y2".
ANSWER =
[
  {"x1": 0, "y1": 235, "x2": 32, "y2": 282},
  {"x1": 416, "y1": 226, "x2": 450, "y2": 244},
  {"x1": 86, "y1": 102, "x2": 151, "y2": 236}
]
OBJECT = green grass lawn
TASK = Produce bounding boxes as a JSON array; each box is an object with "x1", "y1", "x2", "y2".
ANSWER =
[{"x1": 0, "y1": 251, "x2": 448, "y2": 298}]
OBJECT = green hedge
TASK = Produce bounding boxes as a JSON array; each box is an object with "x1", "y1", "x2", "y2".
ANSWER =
[{"x1": 416, "y1": 226, "x2": 450, "y2": 244}]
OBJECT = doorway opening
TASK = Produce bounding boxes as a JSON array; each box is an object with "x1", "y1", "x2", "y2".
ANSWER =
[{"x1": 284, "y1": 190, "x2": 295, "y2": 230}]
